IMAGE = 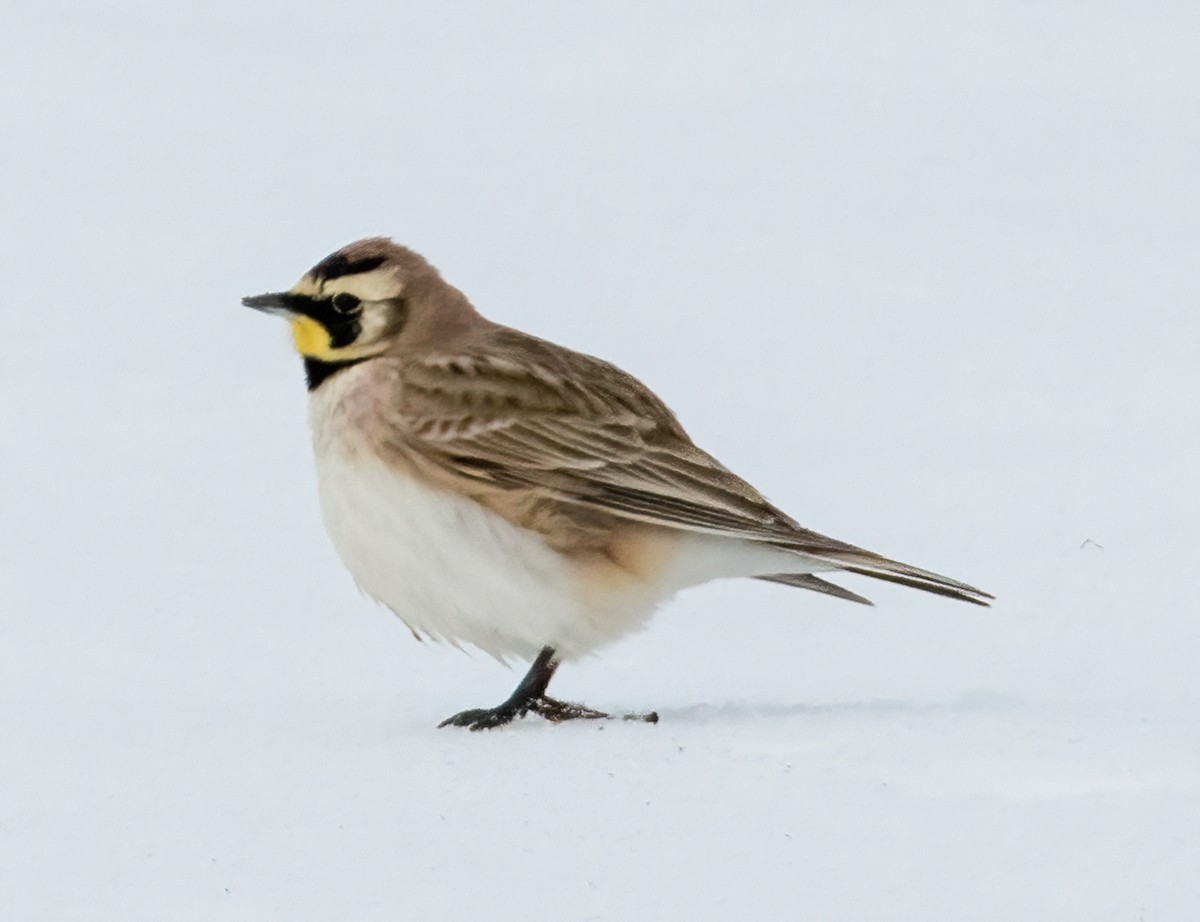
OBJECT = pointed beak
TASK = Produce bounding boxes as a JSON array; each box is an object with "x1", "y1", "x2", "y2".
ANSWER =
[{"x1": 242, "y1": 292, "x2": 295, "y2": 316}]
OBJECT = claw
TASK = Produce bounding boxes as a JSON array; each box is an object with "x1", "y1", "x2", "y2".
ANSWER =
[{"x1": 437, "y1": 705, "x2": 524, "y2": 731}]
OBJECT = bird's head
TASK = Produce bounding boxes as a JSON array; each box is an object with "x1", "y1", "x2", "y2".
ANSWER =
[{"x1": 242, "y1": 237, "x2": 445, "y2": 363}]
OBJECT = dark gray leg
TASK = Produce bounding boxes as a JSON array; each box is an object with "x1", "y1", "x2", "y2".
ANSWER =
[{"x1": 438, "y1": 646, "x2": 657, "y2": 731}]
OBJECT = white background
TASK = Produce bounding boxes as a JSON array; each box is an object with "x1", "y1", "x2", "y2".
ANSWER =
[{"x1": 2, "y1": 3, "x2": 1197, "y2": 919}]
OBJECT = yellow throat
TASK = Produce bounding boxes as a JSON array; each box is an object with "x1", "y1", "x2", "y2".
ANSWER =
[{"x1": 290, "y1": 316, "x2": 335, "y2": 359}]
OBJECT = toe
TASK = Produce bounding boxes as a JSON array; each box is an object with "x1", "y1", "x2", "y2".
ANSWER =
[{"x1": 438, "y1": 706, "x2": 520, "y2": 730}]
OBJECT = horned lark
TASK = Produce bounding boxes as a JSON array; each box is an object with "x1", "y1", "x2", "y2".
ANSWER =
[{"x1": 244, "y1": 238, "x2": 991, "y2": 730}]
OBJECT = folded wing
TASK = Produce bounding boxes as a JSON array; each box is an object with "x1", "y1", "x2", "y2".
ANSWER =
[{"x1": 378, "y1": 339, "x2": 992, "y2": 607}]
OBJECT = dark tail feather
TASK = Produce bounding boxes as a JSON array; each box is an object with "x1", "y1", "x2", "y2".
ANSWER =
[
  {"x1": 757, "y1": 573, "x2": 874, "y2": 606},
  {"x1": 782, "y1": 541, "x2": 993, "y2": 608},
  {"x1": 840, "y1": 566, "x2": 992, "y2": 606}
]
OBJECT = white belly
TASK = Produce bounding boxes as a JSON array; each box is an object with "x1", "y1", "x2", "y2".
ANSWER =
[
  {"x1": 318, "y1": 449, "x2": 616, "y2": 660},
  {"x1": 309, "y1": 369, "x2": 677, "y2": 660}
]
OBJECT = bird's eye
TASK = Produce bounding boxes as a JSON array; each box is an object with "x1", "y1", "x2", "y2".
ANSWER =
[{"x1": 331, "y1": 293, "x2": 362, "y2": 315}]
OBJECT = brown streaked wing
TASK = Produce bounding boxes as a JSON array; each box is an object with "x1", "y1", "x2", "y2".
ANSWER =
[
  {"x1": 381, "y1": 346, "x2": 807, "y2": 546},
  {"x1": 377, "y1": 343, "x2": 994, "y2": 606}
]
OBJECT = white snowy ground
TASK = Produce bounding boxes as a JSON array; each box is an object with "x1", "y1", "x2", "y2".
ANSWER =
[{"x1": 2, "y1": 4, "x2": 1198, "y2": 920}]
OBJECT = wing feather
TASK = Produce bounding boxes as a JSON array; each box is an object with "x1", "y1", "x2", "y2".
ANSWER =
[{"x1": 375, "y1": 341, "x2": 991, "y2": 606}]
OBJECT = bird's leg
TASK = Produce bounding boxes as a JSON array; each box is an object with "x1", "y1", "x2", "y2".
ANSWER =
[
  {"x1": 438, "y1": 647, "x2": 657, "y2": 730},
  {"x1": 439, "y1": 646, "x2": 603, "y2": 730}
]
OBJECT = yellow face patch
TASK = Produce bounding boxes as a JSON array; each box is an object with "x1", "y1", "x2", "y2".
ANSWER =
[{"x1": 290, "y1": 316, "x2": 338, "y2": 359}]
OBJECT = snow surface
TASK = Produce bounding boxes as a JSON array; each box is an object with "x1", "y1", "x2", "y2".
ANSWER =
[{"x1": 3, "y1": 3, "x2": 1199, "y2": 919}]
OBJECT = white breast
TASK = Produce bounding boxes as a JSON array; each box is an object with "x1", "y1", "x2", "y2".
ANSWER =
[{"x1": 306, "y1": 368, "x2": 665, "y2": 661}]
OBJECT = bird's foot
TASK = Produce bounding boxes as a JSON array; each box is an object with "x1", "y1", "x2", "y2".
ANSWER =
[
  {"x1": 526, "y1": 695, "x2": 612, "y2": 723},
  {"x1": 439, "y1": 696, "x2": 658, "y2": 731},
  {"x1": 530, "y1": 697, "x2": 658, "y2": 724},
  {"x1": 437, "y1": 704, "x2": 524, "y2": 731}
]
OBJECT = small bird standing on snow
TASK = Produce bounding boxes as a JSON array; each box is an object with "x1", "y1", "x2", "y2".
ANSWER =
[{"x1": 244, "y1": 238, "x2": 991, "y2": 730}]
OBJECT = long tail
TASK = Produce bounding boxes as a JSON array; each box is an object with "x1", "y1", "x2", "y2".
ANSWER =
[{"x1": 761, "y1": 544, "x2": 993, "y2": 608}]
